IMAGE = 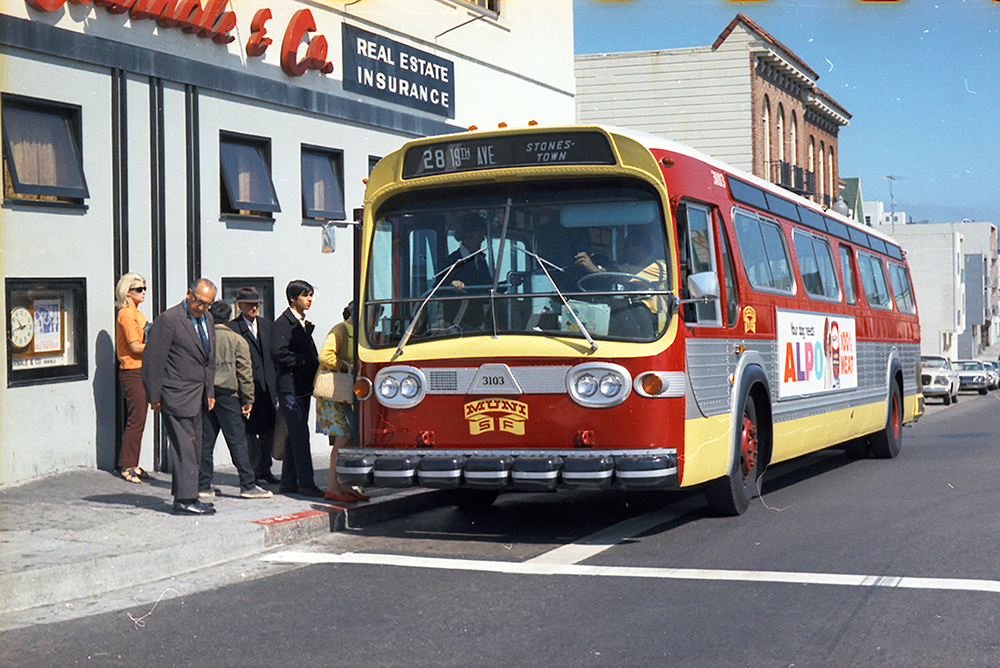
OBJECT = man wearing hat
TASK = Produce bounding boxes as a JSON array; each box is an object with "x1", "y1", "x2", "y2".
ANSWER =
[{"x1": 228, "y1": 287, "x2": 279, "y2": 485}]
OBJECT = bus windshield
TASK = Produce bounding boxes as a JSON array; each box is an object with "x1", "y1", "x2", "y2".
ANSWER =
[{"x1": 365, "y1": 179, "x2": 672, "y2": 348}]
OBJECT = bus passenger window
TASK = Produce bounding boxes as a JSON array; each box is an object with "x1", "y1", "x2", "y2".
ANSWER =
[
  {"x1": 718, "y1": 224, "x2": 739, "y2": 327},
  {"x1": 733, "y1": 210, "x2": 793, "y2": 294},
  {"x1": 792, "y1": 230, "x2": 839, "y2": 300},
  {"x1": 839, "y1": 246, "x2": 857, "y2": 304},
  {"x1": 857, "y1": 251, "x2": 892, "y2": 309},
  {"x1": 889, "y1": 262, "x2": 916, "y2": 313}
]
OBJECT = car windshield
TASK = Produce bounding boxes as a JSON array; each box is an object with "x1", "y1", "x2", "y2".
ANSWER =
[
  {"x1": 921, "y1": 357, "x2": 949, "y2": 369},
  {"x1": 956, "y1": 361, "x2": 983, "y2": 371},
  {"x1": 364, "y1": 179, "x2": 672, "y2": 348}
]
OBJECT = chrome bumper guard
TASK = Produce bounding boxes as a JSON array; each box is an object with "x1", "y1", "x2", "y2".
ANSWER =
[{"x1": 336, "y1": 451, "x2": 678, "y2": 491}]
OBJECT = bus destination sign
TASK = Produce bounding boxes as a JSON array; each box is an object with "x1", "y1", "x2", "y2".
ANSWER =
[{"x1": 401, "y1": 131, "x2": 616, "y2": 179}]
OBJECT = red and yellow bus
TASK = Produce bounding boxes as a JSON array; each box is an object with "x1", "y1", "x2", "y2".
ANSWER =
[{"x1": 340, "y1": 125, "x2": 922, "y2": 515}]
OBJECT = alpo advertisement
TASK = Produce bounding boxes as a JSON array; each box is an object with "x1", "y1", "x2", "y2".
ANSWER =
[{"x1": 777, "y1": 309, "x2": 857, "y2": 399}]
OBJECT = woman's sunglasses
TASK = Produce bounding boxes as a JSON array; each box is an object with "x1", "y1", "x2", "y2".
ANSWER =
[{"x1": 131, "y1": 286, "x2": 147, "y2": 292}]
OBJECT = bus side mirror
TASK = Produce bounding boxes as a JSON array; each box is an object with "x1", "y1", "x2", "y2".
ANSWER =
[{"x1": 687, "y1": 271, "x2": 720, "y2": 300}]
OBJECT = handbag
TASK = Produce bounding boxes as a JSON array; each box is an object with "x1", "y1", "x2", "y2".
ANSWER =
[{"x1": 313, "y1": 368, "x2": 354, "y2": 403}]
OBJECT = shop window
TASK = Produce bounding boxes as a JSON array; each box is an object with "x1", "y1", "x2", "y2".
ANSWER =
[
  {"x1": 2, "y1": 95, "x2": 89, "y2": 204},
  {"x1": 220, "y1": 277, "x2": 275, "y2": 323},
  {"x1": 459, "y1": 0, "x2": 499, "y2": 17},
  {"x1": 368, "y1": 155, "x2": 381, "y2": 175},
  {"x1": 220, "y1": 132, "x2": 280, "y2": 217},
  {"x1": 6, "y1": 278, "x2": 88, "y2": 387},
  {"x1": 301, "y1": 146, "x2": 345, "y2": 221}
]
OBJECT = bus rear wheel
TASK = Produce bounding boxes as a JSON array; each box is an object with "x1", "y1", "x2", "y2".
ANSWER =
[
  {"x1": 870, "y1": 382, "x2": 903, "y2": 459},
  {"x1": 705, "y1": 392, "x2": 760, "y2": 516}
]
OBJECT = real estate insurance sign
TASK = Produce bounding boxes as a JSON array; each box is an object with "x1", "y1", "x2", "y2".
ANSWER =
[{"x1": 777, "y1": 309, "x2": 857, "y2": 398}]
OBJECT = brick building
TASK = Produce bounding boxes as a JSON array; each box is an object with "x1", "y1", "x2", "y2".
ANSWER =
[{"x1": 576, "y1": 13, "x2": 850, "y2": 208}]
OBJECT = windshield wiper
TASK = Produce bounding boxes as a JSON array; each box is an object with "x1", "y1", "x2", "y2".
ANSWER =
[
  {"x1": 507, "y1": 245, "x2": 598, "y2": 352},
  {"x1": 392, "y1": 247, "x2": 488, "y2": 361}
]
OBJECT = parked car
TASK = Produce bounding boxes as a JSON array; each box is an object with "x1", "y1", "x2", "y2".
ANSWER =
[
  {"x1": 982, "y1": 360, "x2": 1000, "y2": 390},
  {"x1": 920, "y1": 356, "x2": 960, "y2": 405},
  {"x1": 955, "y1": 360, "x2": 990, "y2": 395}
]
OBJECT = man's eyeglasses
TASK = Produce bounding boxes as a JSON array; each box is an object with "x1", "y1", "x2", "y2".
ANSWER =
[
  {"x1": 190, "y1": 294, "x2": 212, "y2": 308},
  {"x1": 130, "y1": 286, "x2": 147, "y2": 293}
]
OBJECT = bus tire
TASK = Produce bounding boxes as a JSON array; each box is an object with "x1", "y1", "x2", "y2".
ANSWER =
[
  {"x1": 704, "y1": 378, "x2": 763, "y2": 516},
  {"x1": 870, "y1": 381, "x2": 903, "y2": 459},
  {"x1": 449, "y1": 489, "x2": 500, "y2": 512}
]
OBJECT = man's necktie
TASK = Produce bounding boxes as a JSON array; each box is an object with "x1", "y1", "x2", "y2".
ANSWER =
[{"x1": 197, "y1": 318, "x2": 209, "y2": 357}]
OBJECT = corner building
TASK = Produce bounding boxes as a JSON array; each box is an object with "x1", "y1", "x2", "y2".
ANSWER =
[
  {"x1": 0, "y1": 0, "x2": 574, "y2": 484},
  {"x1": 575, "y1": 12, "x2": 850, "y2": 208}
]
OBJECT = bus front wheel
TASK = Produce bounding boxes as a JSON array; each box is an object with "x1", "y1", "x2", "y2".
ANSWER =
[{"x1": 705, "y1": 388, "x2": 761, "y2": 516}]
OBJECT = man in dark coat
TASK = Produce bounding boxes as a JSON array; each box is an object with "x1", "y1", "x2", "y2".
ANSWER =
[
  {"x1": 142, "y1": 278, "x2": 218, "y2": 515},
  {"x1": 228, "y1": 286, "x2": 279, "y2": 485},
  {"x1": 270, "y1": 279, "x2": 323, "y2": 497}
]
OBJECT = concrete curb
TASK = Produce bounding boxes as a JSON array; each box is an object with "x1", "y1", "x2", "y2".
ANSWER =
[{"x1": 0, "y1": 485, "x2": 449, "y2": 613}]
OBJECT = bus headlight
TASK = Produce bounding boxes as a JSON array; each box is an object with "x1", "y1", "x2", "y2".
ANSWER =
[
  {"x1": 378, "y1": 376, "x2": 399, "y2": 399},
  {"x1": 374, "y1": 366, "x2": 427, "y2": 409},
  {"x1": 567, "y1": 363, "x2": 631, "y2": 408},
  {"x1": 599, "y1": 374, "x2": 622, "y2": 397},
  {"x1": 576, "y1": 373, "x2": 598, "y2": 397},
  {"x1": 400, "y1": 376, "x2": 420, "y2": 398}
]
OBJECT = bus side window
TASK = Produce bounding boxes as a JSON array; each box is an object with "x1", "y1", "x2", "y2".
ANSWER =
[
  {"x1": 888, "y1": 262, "x2": 916, "y2": 313},
  {"x1": 792, "y1": 230, "x2": 840, "y2": 301},
  {"x1": 678, "y1": 201, "x2": 721, "y2": 326},
  {"x1": 733, "y1": 210, "x2": 794, "y2": 294},
  {"x1": 718, "y1": 220, "x2": 739, "y2": 327},
  {"x1": 857, "y1": 251, "x2": 893, "y2": 309},
  {"x1": 839, "y1": 245, "x2": 857, "y2": 305}
]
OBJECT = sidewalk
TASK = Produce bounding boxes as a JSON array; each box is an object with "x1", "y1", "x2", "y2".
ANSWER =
[{"x1": 0, "y1": 449, "x2": 447, "y2": 622}]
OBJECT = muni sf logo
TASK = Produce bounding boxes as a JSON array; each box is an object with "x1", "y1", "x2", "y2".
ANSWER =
[{"x1": 463, "y1": 399, "x2": 528, "y2": 436}]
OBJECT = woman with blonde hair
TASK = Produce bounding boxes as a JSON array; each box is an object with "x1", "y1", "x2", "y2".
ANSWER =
[
  {"x1": 316, "y1": 302, "x2": 368, "y2": 502},
  {"x1": 115, "y1": 272, "x2": 152, "y2": 483}
]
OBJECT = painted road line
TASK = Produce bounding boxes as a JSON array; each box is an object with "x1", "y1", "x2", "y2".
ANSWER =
[
  {"x1": 525, "y1": 504, "x2": 691, "y2": 565},
  {"x1": 260, "y1": 551, "x2": 1000, "y2": 594}
]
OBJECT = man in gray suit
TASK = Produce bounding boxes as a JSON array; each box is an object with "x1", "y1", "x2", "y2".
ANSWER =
[{"x1": 143, "y1": 278, "x2": 218, "y2": 515}]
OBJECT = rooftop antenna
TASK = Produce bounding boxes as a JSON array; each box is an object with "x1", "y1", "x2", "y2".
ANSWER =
[{"x1": 884, "y1": 175, "x2": 906, "y2": 232}]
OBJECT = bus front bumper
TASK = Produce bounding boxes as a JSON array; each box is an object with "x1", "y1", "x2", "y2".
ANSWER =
[{"x1": 336, "y1": 449, "x2": 679, "y2": 492}]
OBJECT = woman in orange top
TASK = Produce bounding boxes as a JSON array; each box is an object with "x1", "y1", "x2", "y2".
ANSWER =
[{"x1": 115, "y1": 273, "x2": 151, "y2": 483}]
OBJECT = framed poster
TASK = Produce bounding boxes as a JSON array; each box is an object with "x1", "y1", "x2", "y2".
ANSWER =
[{"x1": 6, "y1": 278, "x2": 87, "y2": 387}]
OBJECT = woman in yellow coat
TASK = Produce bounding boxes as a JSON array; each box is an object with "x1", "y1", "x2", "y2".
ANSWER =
[{"x1": 316, "y1": 302, "x2": 368, "y2": 502}]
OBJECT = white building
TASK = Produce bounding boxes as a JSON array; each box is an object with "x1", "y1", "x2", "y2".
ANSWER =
[
  {"x1": 862, "y1": 200, "x2": 907, "y2": 228},
  {"x1": 0, "y1": 0, "x2": 575, "y2": 484},
  {"x1": 884, "y1": 227, "x2": 965, "y2": 358}
]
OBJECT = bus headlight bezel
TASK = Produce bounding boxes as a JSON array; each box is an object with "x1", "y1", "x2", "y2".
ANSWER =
[
  {"x1": 567, "y1": 362, "x2": 631, "y2": 408},
  {"x1": 374, "y1": 366, "x2": 427, "y2": 409}
]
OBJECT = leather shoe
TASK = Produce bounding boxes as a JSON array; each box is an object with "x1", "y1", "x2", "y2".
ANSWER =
[
  {"x1": 278, "y1": 484, "x2": 299, "y2": 495},
  {"x1": 258, "y1": 472, "x2": 280, "y2": 485},
  {"x1": 172, "y1": 500, "x2": 217, "y2": 515},
  {"x1": 297, "y1": 485, "x2": 325, "y2": 498}
]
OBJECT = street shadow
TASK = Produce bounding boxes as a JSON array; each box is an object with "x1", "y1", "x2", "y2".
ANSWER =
[
  {"x1": 83, "y1": 492, "x2": 171, "y2": 512},
  {"x1": 93, "y1": 329, "x2": 117, "y2": 472}
]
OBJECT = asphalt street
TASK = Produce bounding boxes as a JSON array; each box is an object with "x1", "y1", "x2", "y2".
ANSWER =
[{"x1": 3, "y1": 389, "x2": 1000, "y2": 667}]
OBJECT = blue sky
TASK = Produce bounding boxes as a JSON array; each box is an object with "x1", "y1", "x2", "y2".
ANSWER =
[{"x1": 573, "y1": 0, "x2": 1000, "y2": 225}]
